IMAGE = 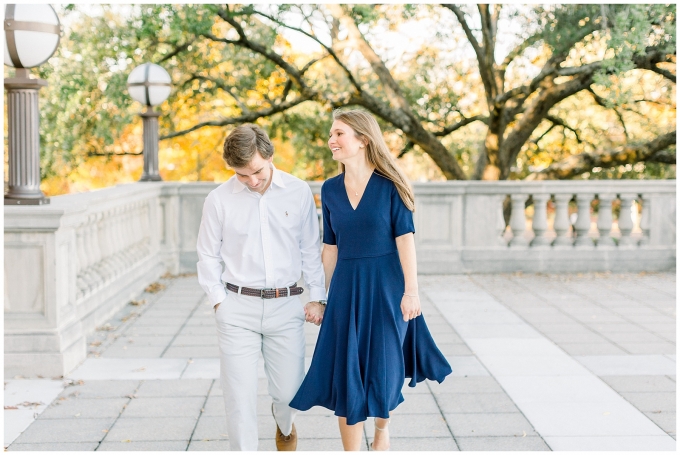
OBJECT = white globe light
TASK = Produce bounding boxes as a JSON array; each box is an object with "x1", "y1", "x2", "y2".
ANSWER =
[
  {"x1": 127, "y1": 62, "x2": 172, "y2": 107},
  {"x1": 4, "y1": 4, "x2": 61, "y2": 68}
]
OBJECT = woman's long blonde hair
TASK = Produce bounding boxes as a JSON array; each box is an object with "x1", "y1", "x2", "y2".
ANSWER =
[{"x1": 333, "y1": 109, "x2": 415, "y2": 212}]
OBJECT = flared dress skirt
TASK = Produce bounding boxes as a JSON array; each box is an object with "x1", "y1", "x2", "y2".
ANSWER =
[{"x1": 289, "y1": 172, "x2": 452, "y2": 425}]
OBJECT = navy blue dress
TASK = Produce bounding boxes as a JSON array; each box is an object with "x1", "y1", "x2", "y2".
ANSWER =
[{"x1": 289, "y1": 172, "x2": 452, "y2": 425}]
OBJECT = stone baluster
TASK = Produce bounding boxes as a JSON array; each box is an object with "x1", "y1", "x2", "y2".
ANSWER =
[
  {"x1": 552, "y1": 193, "x2": 573, "y2": 247},
  {"x1": 638, "y1": 194, "x2": 651, "y2": 246},
  {"x1": 74, "y1": 222, "x2": 90, "y2": 298},
  {"x1": 91, "y1": 212, "x2": 109, "y2": 282},
  {"x1": 125, "y1": 204, "x2": 138, "y2": 262},
  {"x1": 133, "y1": 202, "x2": 146, "y2": 259},
  {"x1": 497, "y1": 196, "x2": 508, "y2": 246},
  {"x1": 109, "y1": 208, "x2": 125, "y2": 273},
  {"x1": 143, "y1": 202, "x2": 152, "y2": 251},
  {"x1": 530, "y1": 193, "x2": 551, "y2": 248},
  {"x1": 107, "y1": 208, "x2": 125, "y2": 276},
  {"x1": 100, "y1": 211, "x2": 115, "y2": 281},
  {"x1": 99, "y1": 209, "x2": 116, "y2": 275},
  {"x1": 86, "y1": 213, "x2": 104, "y2": 286},
  {"x1": 596, "y1": 193, "x2": 616, "y2": 248},
  {"x1": 79, "y1": 218, "x2": 98, "y2": 294},
  {"x1": 509, "y1": 194, "x2": 529, "y2": 247},
  {"x1": 573, "y1": 193, "x2": 595, "y2": 248},
  {"x1": 120, "y1": 205, "x2": 134, "y2": 262},
  {"x1": 618, "y1": 193, "x2": 637, "y2": 247}
]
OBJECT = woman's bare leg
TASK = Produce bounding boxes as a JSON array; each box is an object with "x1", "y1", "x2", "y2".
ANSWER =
[
  {"x1": 372, "y1": 417, "x2": 390, "y2": 451},
  {"x1": 338, "y1": 417, "x2": 364, "y2": 451}
]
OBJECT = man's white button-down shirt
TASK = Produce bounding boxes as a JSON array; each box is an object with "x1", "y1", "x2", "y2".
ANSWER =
[{"x1": 196, "y1": 165, "x2": 326, "y2": 307}]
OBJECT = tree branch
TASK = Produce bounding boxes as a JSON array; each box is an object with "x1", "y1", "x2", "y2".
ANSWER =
[
  {"x1": 499, "y1": 33, "x2": 541, "y2": 71},
  {"x1": 528, "y1": 131, "x2": 676, "y2": 179},
  {"x1": 587, "y1": 87, "x2": 629, "y2": 139},
  {"x1": 500, "y1": 71, "x2": 596, "y2": 175},
  {"x1": 326, "y1": 4, "x2": 411, "y2": 115},
  {"x1": 209, "y1": 9, "x2": 310, "y2": 94},
  {"x1": 158, "y1": 41, "x2": 192, "y2": 63},
  {"x1": 443, "y1": 5, "x2": 483, "y2": 63},
  {"x1": 159, "y1": 95, "x2": 313, "y2": 140},
  {"x1": 444, "y1": 5, "x2": 497, "y2": 102},
  {"x1": 545, "y1": 115, "x2": 583, "y2": 143},
  {"x1": 648, "y1": 65, "x2": 676, "y2": 83},
  {"x1": 434, "y1": 115, "x2": 488, "y2": 137},
  {"x1": 185, "y1": 74, "x2": 250, "y2": 112},
  {"x1": 647, "y1": 149, "x2": 676, "y2": 164},
  {"x1": 87, "y1": 151, "x2": 142, "y2": 157},
  {"x1": 531, "y1": 123, "x2": 557, "y2": 145},
  {"x1": 252, "y1": 9, "x2": 364, "y2": 95}
]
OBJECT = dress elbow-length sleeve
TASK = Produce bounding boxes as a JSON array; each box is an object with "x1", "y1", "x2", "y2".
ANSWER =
[
  {"x1": 321, "y1": 184, "x2": 337, "y2": 245},
  {"x1": 390, "y1": 184, "x2": 415, "y2": 238}
]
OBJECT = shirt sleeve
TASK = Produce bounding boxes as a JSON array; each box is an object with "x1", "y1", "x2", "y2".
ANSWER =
[
  {"x1": 299, "y1": 186, "x2": 327, "y2": 302},
  {"x1": 321, "y1": 183, "x2": 336, "y2": 245},
  {"x1": 391, "y1": 183, "x2": 415, "y2": 238},
  {"x1": 196, "y1": 192, "x2": 227, "y2": 307}
]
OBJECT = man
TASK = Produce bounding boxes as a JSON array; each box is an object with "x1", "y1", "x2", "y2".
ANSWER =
[{"x1": 197, "y1": 124, "x2": 326, "y2": 451}]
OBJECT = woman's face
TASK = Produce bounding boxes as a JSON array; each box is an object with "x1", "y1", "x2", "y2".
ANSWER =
[{"x1": 328, "y1": 120, "x2": 366, "y2": 162}]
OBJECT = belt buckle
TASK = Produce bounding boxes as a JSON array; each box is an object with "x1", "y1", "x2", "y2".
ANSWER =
[{"x1": 260, "y1": 288, "x2": 274, "y2": 299}]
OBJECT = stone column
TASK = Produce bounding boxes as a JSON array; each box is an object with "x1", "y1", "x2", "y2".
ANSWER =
[
  {"x1": 4, "y1": 70, "x2": 49, "y2": 205},
  {"x1": 140, "y1": 108, "x2": 162, "y2": 182},
  {"x1": 573, "y1": 193, "x2": 595, "y2": 248},
  {"x1": 496, "y1": 198, "x2": 508, "y2": 246},
  {"x1": 596, "y1": 193, "x2": 616, "y2": 248},
  {"x1": 618, "y1": 193, "x2": 637, "y2": 247},
  {"x1": 552, "y1": 194, "x2": 573, "y2": 247},
  {"x1": 509, "y1": 194, "x2": 529, "y2": 247},
  {"x1": 638, "y1": 194, "x2": 652, "y2": 246},
  {"x1": 530, "y1": 193, "x2": 551, "y2": 248}
]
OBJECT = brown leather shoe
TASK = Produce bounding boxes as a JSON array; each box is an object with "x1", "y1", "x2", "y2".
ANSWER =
[
  {"x1": 272, "y1": 404, "x2": 297, "y2": 451},
  {"x1": 275, "y1": 421, "x2": 297, "y2": 451}
]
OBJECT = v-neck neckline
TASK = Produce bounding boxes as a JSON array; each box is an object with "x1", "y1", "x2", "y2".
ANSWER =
[{"x1": 343, "y1": 171, "x2": 375, "y2": 211}]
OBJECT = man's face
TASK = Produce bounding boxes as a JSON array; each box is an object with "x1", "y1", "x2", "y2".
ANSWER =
[{"x1": 232, "y1": 153, "x2": 273, "y2": 195}]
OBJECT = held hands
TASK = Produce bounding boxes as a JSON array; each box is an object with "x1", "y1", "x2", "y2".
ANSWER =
[
  {"x1": 304, "y1": 301, "x2": 325, "y2": 326},
  {"x1": 214, "y1": 303, "x2": 220, "y2": 313},
  {"x1": 400, "y1": 293, "x2": 421, "y2": 322}
]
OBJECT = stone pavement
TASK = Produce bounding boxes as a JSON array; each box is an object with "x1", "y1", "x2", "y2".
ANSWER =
[{"x1": 4, "y1": 272, "x2": 676, "y2": 451}]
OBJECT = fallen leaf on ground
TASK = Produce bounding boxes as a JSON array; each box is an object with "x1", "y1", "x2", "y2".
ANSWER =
[
  {"x1": 145, "y1": 282, "x2": 166, "y2": 293},
  {"x1": 96, "y1": 323, "x2": 116, "y2": 332},
  {"x1": 89, "y1": 341, "x2": 102, "y2": 347},
  {"x1": 130, "y1": 299, "x2": 147, "y2": 306},
  {"x1": 121, "y1": 313, "x2": 139, "y2": 322},
  {"x1": 19, "y1": 401, "x2": 43, "y2": 408},
  {"x1": 4, "y1": 406, "x2": 17, "y2": 410},
  {"x1": 132, "y1": 367, "x2": 146, "y2": 372}
]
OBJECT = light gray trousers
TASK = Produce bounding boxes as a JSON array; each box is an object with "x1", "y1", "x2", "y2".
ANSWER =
[{"x1": 214, "y1": 291, "x2": 306, "y2": 451}]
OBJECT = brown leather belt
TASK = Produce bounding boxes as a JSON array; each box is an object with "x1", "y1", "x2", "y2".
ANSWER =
[{"x1": 226, "y1": 282, "x2": 304, "y2": 299}]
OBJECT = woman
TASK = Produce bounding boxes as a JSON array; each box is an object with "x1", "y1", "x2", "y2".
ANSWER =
[{"x1": 289, "y1": 109, "x2": 452, "y2": 451}]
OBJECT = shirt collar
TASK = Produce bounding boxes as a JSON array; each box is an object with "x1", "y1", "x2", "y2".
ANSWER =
[{"x1": 231, "y1": 162, "x2": 286, "y2": 194}]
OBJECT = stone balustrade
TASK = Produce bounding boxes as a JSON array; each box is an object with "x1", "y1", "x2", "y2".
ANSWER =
[
  {"x1": 4, "y1": 179, "x2": 675, "y2": 377},
  {"x1": 5, "y1": 184, "x2": 167, "y2": 378}
]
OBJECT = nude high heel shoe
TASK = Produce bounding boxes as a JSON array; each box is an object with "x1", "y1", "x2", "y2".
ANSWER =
[{"x1": 369, "y1": 418, "x2": 390, "y2": 451}]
